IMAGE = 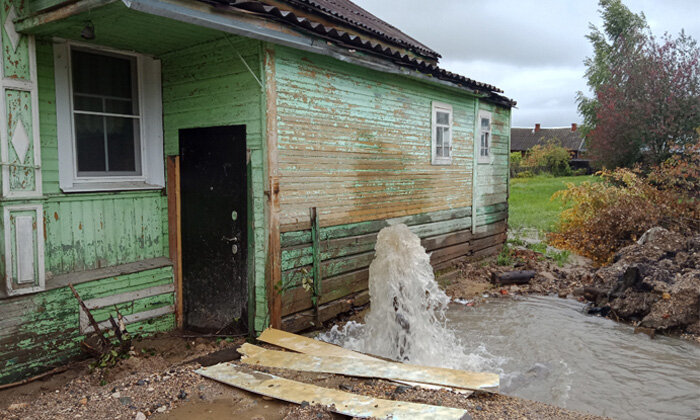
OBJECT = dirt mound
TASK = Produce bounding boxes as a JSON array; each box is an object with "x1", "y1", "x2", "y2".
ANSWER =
[{"x1": 586, "y1": 227, "x2": 700, "y2": 334}]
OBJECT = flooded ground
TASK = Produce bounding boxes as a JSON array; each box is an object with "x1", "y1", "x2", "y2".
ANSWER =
[{"x1": 448, "y1": 296, "x2": 700, "y2": 420}]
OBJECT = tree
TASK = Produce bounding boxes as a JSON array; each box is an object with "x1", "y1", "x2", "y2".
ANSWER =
[
  {"x1": 577, "y1": 1, "x2": 700, "y2": 168},
  {"x1": 577, "y1": 0, "x2": 647, "y2": 138},
  {"x1": 591, "y1": 32, "x2": 700, "y2": 167}
]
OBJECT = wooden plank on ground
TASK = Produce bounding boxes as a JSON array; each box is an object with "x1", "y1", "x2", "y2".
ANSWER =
[
  {"x1": 196, "y1": 364, "x2": 471, "y2": 420},
  {"x1": 258, "y1": 327, "x2": 377, "y2": 360},
  {"x1": 257, "y1": 328, "x2": 474, "y2": 394},
  {"x1": 239, "y1": 343, "x2": 499, "y2": 392}
]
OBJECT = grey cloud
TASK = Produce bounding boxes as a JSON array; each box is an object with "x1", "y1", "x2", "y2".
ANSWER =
[
  {"x1": 352, "y1": 0, "x2": 700, "y2": 126},
  {"x1": 354, "y1": 0, "x2": 597, "y2": 67}
]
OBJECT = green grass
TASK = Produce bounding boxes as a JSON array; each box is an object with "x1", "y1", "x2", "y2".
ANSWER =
[{"x1": 508, "y1": 175, "x2": 596, "y2": 232}]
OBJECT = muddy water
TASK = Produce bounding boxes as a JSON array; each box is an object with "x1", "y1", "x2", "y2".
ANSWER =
[
  {"x1": 448, "y1": 296, "x2": 700, "y2": 420},
  {"x1": 159, "y1": 396, "x2": 293, "y2": 420}
]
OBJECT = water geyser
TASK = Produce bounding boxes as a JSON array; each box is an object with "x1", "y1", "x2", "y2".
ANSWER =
[{"x1": 320, "y1": 224, "x2": 488, "y2": 370}]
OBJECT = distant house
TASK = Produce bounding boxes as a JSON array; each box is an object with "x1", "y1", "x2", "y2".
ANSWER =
[{"x1": 511, "y1": 124, "x2": 586, "y2": 159}]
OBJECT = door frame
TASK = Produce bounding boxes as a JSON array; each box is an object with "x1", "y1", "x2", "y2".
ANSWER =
[
  {"x1": 166, "y1": 155, "x2": 184, "y2": 328},
  {"x1": 166, "y1": 124, "x2": 255, "y2": 335}
]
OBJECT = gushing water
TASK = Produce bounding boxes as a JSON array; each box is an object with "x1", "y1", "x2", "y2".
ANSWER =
[
  {"x1": 319, "y1": 225, "x2": 700, "y2": 419},
  {"x1": 320, "y1": 224, "x2": 495, "y2": 370}
]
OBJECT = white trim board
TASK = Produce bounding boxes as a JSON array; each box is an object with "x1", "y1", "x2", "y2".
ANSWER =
[
  {"x1": 3, "y1": 204, "x2": 45, "y2": 296},
  {"x1": 0, "y1": 27, "x2": 42, "y2": 198}
]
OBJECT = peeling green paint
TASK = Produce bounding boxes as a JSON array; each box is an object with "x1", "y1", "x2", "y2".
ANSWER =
[{"x1": 0, "y1": 266, "x2": 174, "y2": 384}]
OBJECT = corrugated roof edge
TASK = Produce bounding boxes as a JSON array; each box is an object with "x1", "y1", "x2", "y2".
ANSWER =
[
  {"x1": 202, "y1": 0, "x2": 516, "y2": 106},
  {"x1": 288, "y1": 0, "x2": 440, "y2": 59}
]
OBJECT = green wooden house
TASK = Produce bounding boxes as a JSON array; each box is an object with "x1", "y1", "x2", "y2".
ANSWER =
[{"x1": 0, "y1": 0, "x2": 515, "y2": 383}]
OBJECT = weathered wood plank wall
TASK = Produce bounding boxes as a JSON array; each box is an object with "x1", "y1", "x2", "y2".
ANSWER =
[
  {"x1": 0, "y1": 265, "x2": 174, "y2": 383},
  {"x1": 475, "y1": 102, "x2": 510, "y2": 218},
  {"x1": 279, "y1": 208, "x2": 507, "y2": 332},
  {"x1": 34, "y1": 39, "x2": 168, "y2": 276},
  {"x1": 272, "y1": 46, "x2": 510, "y2": 331},
  {"x1": 274, "y1": 46, "x2": 476, "y2": 231}
]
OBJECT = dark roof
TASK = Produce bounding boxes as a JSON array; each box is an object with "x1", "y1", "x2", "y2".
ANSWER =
[
  {"x1": 511, "y1": 127, "x2": 585, "y2": 152},
  {"x1": 284, "y1": 0, "x2": 440, "y2": 59},
  {"x1": 201, "y1": 0, "x2": 515, "y2": 106}
]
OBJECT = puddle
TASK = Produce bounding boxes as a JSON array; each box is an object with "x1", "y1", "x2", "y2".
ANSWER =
[
  {"x1": 448, "y1": 296, "x2": 700, "y2": 420},
  {"x1": 158, "y1": 397, "x2": 289, "y2": 420}
]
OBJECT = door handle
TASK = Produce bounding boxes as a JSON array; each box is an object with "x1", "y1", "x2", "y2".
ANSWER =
[{"x1": 222, "y1": 236, "x2": 238, "y2": 243}]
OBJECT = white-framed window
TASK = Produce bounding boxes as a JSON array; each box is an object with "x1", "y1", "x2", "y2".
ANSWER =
[
  {"x1": 431, "y1": 101, "x2": 452, "y2": 165},
  {"x1": 54, "y1": 40, "x2": 164, "y2": 192},
  {"x1": 478, "y1": 110, "x2": 492, "y2": 164}
]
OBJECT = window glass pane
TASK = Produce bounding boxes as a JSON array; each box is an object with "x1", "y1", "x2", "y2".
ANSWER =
[
  {"x1": 105, "y1": 98, "x2": 135, "y2": 115},
  {"x1": 436, "y1": 111, "x2": 449, "y2": 125},
  {"x1": 435, "y1": 126, "x2": 443, "y2": 147},
  {"x1": 481, "y1": 117, "x2": 490, "y2": 131},
  {"x1": 442, "y1": 127, "x2": 451, "y2": 153},
  {"x1": 481, "y1": 132, "x2": 490, "y2": 157},
  {"x1": 72, "y1": 50, "x2": 134, "y2": 98},
  {"x1": 75, "y1": 114, "x2": 106, "y2": 172},
  {"x1": 73, "y1": 94, "x2": 103, "y2": 112},
  {"x1": 106, "y1": 117, "x2": 140, "y2": 173},
  {"x1": 72, "y1": 49, "x2": 137, "y2": 115}
]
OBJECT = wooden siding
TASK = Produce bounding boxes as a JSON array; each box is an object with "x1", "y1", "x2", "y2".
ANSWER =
[
  {"x1": 475, "y1": 103, "x2": 510, "y2": 222},
  {"x1": 271, "y1": 46, "x2": 511, "y2": 331},
  {"x1": 161, "y1": 36, "x2": 268, "y2": 332},
  {"x1": 274, "y1": 46, "x2": 477, "y2": 231},
  {"x1": 278, "y1": 207, "x2": 507, "y2": 332},
  {"x1": 33, "y1": 39, "x2": 168, "y2": 276},
  {"x1": 42, "y1": 192, "x2": 165, "y2": 276},
  {"x1": 0, "y1": 265, "x2": 175, "y2": 384}
]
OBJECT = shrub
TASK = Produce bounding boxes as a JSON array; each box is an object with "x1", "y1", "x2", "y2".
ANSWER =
[
  {"x1": 523, "y1": 141, "x2": 572, "y2": 176},
  {"x1": 516, "y1": 170, "x2": 535, "y2": 178},
  {"x1": 548, "y1": 149, "x2": 699, "y2": 265},
  {"x1": 510, "y1": 152, "x2": 523, "y2": 169}
]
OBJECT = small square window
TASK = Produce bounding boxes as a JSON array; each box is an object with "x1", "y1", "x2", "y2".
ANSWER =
[
  {"x1": 432, "y1": 102, "x2": 452, "y2": 165},
  {"x1": 478, "y1": 111, "x2": 492, "y2": 163}
]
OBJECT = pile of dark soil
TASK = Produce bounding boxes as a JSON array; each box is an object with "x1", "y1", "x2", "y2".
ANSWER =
[
  {"x1": 445, "y1": 227, "x2": 699, "y2": 338},
  {"x1": 583, "y1": 227, "x2": 700, "y2": 335}
]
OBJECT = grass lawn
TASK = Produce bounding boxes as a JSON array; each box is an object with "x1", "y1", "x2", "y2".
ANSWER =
[{"x1": 508, "y1": 175, "x2": 596, "y2": 232}]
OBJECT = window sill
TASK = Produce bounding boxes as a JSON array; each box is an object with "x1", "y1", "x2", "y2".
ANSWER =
[
  {"x1": 60, "y1": 181, "x2": 164, "y2": 193},
  {"x1": 431, "y1": 159, "x2": 452, "y2": 166},
  {"x1": 477, "y1": 158, "x2": 492, "y2": 165}
]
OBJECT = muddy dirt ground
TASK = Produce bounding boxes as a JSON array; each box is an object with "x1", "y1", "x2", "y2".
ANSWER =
[{"x1": 0, "y1": 330, "x2": 610, "y2": 420}]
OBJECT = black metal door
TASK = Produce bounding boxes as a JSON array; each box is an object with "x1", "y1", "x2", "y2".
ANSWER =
[{"x1": 179, "y1": 126, "x2": 247, "y2": 334}]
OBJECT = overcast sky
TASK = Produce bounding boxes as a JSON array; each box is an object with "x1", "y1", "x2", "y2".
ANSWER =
[{"x1": 352, "y1": 0, "x2": 700, "y2": 128}]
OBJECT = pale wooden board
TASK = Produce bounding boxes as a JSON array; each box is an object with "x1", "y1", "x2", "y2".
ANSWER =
[
  {"x1": 240, "y1": 343, "x2": 499, "y2": 392},
  {"x1": 257, "y1": 328, "x2": 485, "y2": 394},
  {"x1": 258, "y1": 327, "x2": 378, "y2": 361},
  {"x1": 196, "y1": 363, "x2": 471, "y2": 420}
]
